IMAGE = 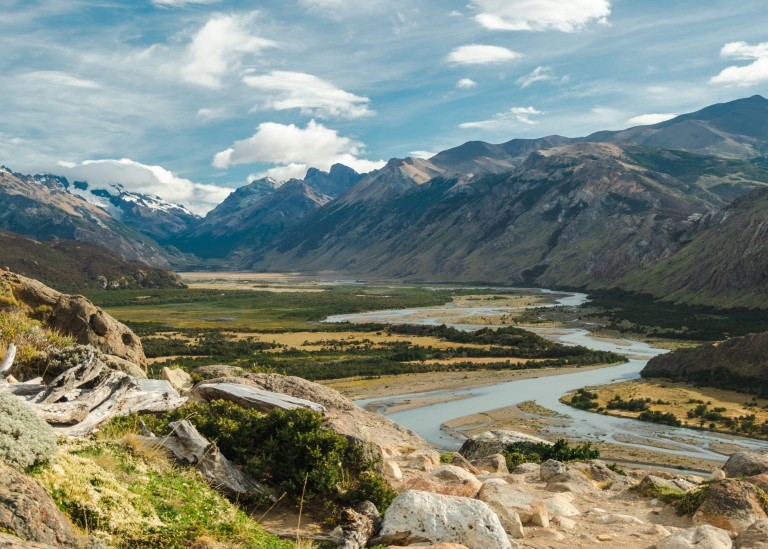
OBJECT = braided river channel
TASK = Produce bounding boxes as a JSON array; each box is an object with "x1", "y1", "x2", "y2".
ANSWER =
[{"x1": 325, "y1": 289, "x2": 768, "y2": 463}]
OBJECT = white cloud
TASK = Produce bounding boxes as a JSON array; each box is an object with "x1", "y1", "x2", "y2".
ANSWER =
[
  {"x1": 409, "y1": 150, "x2": 436, "y2": 159},
  {"x1": 460, "y1": 106, "x2": 542, "y2": 130},
  {"x1": 711, "y1": 41, "x2": 768, "y2": 86},
  {"x1": 470, "y1": 0, "x2": 611, "y2": 32},
  {"x1": 516, "y1": 66, "x2": 558, "y2": 88},
  {"x1": 243, "y1": 71, "x2": 373, "y2": 119},
  {"x1": 448, "y1": 10, "x2": 463, "y2": 17},
  {"x1": 212, "y1": 120, "x2": 385, "y2": 181},
  {"x1": 21, "y1": 71, "x2": 101, "y2": 89},
  {"x1": 456, "y1": 78, "x2": 478, "y2": 89},
  {"x1": 55, "y1": 159, "x2": 232, "y2": 215},
  {"x1": 152, "y1": 0, "x2": 220, "y2": 7},
  {"x1": 195, "y1": 107, "x2": 229, "y2": 122},
  {"x1": 627, "y1": 113, "x2": 677, "y2": 126},
  {"x1": 180, "y1": 13, "x2": 277, "y2": 88},
  {"x1": 447, "y1": 44, "x2": 521, "y2": 65}
]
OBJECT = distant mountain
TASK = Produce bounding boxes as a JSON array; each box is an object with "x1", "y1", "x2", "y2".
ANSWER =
[
  {"x1": 303, "y1": 164, "x2": 364, "y2": 198},
  {"x1": 0, "y1": 230, "x2": 184, "y2": 292},
  {"x1": 173, "y1": 178, "x2": 329, "y2": 259},
  {"x1": 33, "y1": 174, "x2": 200, "y2": 243},
  {"x1": 620, "y1": 186, "x2": 768, "y2": 308},
  {"x1": 0, "y1": 167, "x2": 179, "y2": 268},
  {"x1": 259, "y1": 143, "x2": 767, "y2": 285},
  {"x1": 584, "y1": 95, "x2": 768, "y2": 158}
]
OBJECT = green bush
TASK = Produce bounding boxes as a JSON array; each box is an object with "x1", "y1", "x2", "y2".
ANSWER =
[
  {"x1": 136, "y1": 401, "x2": 394, "y2": 513},
  {"x1": 502, "y1": 438, "x2": 599, "y2": 469},
  {"x1": 0, "y1": 391, "x2": 57, "y2": 470}
]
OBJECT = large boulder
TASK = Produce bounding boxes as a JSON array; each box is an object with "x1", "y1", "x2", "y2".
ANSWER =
[
  {"x1": 723, "y1": 452, "x2": 768, "y2": 478},
  {"x1": 458, "y1": 430, "x2": 550, "y2": 461},
  {"x1": 477, "y1": 478, "x2": 536, "y2": 524},
  {"x1": 207, "y1": 373, "x2": 435, "y2": 463},
  {"x1": 378, "y1": 490, "x2": 511, "y2": 549},
  {"x1": 0, "y1": 462, "x2": 81, "y2": 547},
  {"x1": 189, "y1": 382, "x2": 327, "y2": 414},
  {"x1": 656, "y1": 524, "x2": 732, "y2": 549},
  {"x1": 402, "y1": 465, "x2": 482, "y2": 498},
  {"x1": 735, "y1": 519, "x2": 768, "y2": 548},
  {"x1": 0, "y1": 271, "x2": 146, "y2": 368},
  {"x1": 693, "y1": 479, "x2": 768, "y2": 534}
]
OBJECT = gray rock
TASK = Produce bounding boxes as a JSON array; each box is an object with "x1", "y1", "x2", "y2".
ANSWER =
[
  {"x1": 190, "y1": 382, "x2": 327, "y2": 413},
  {"x1": 458, "y1": 430, "x2": 550, "y2": 461},
  {"x1": 735, "y1": 519, "x2": 768, "y2": 548},
  {"x1": 162, "y1": 367, "x2": 193, "y2": 394},
  {"x1": 545, "y1": 469, "x2": 597, "y2": 494},
  {"x1": 474, "y1": 453, "x2": 508, "y2": 474},
  {"x1": 723, "y1": 452, "x2": 768, "y2": 478},
  {"x1": 657, "y1": 524, "x2": 732, "y2": 549},
  {"x1": 540, "y1": 459, "x2": 567, "y2": 481},
  {"x1": 693, "y1": 479, "x2": 768, "y2": 534},
  {"x1": 379, "y1": 490, "x2": 511, "y2": 549},
  {"x1": 478, "y1": 479, "x2": 536, "y2": 524},
  {"x1": 193, "y1": 365, "x2": 244, "y2": 379},
  {"x1": 0, "y1": 462, "x2": 81, "y2": 547}
]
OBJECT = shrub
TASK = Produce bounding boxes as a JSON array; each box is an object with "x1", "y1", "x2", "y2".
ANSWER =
[
  {"x1": 0, "y1": 310, "x2": 75, "y2": 378},
  {"x1": 135, "y1": 401, "x2": 393, "y2": 513},
  {"x1": 502, "y1": 438, "x2": 599, "y2": 469},
  {"x1": 0, "y1": 391, "x2": 57, "y2": 470}
]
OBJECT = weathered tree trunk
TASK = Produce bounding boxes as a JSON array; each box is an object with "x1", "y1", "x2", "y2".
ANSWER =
[
  {"x1": 0, "y1": 343, "x2": 16, "y2": 378},
  {"x1": 35, "y1": 349, "x2": 102, "y2": 404},
  {"x1": 336, "y1": 501, "x2": 382, "y2": 549}
]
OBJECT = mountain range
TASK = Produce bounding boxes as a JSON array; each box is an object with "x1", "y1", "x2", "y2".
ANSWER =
[{"x1": 2, "y1": 95, "x2": 768, "y2": 307}]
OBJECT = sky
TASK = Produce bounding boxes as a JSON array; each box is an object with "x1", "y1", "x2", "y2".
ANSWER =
[{"x1": 1, "y1": 0, "x2": 767, "y2": 214}]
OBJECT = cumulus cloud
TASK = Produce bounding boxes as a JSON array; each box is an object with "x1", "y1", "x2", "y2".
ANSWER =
[
  {"x1": 459, "y1": 106, "x2": 542, "y2": 129},
  {"x1": 516, "y1": 66, "x2": 560, "y2": 88},
  {"x1": 711, "y1": 41, "x2": 768, "y2": 86},
  {"x1": 447, "y1": 45, "x2": 521, "y2": 65},
  {"x1": 409, "y1": 150, "x2": 436, "y2": 159},
  {"x1": 244, "y1": 71, "x2": 373, "y2": 119},
  {"x1": 470, "y1": 0, "x2": 610, "y2": 32},
  {"x1": 21, "y1": 71, "x2": 101, "y2": 89},
  {"x1": 55, "y1": 159, "x2": 232, "y2": 215},
  {"x1": 181, "y1": 13, "x2": 277, "y2": 88},
  {"x1": 212, "y1": 120, "x2": 385, "y2": 181},
  {"x1": 456, "y1": 78, "x2": 478, "y2": 89},
  {"x1": 627, "y1": 113, "x2": 677, "y2": 126}
]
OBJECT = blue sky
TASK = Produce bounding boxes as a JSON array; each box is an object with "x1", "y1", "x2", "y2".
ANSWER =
[{"x1": 1, "y1": 0, "x2": 767, "y2": 214}]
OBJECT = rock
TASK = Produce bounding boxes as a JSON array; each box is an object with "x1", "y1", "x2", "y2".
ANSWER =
[
  {"x1": 101, "y1": 354, "x2": 147, "y2": 378},
  {"x1": 647, "y1": 524, "x2": 672, "y2": 537},
  {"x1": 192, "y1": 365, "x2": 244, "y2": 379},
  {"x1": 544, "y1": 494, "x2": 580, "y2": 518},
  {"x1": 574, "y1": 460, "x2": 622, "y2": 484},
  {"x1": 0, "y1": 462, "x2": 81, "y2": 547},
  {"x1": 638, "y1": 474, "x2": 687, "y2": 496},
  {"x1": 383, "y1": 460, "x2": 403, "y2": 481},
  {"x1": 531, "y1": 527, "x2": 565, "y2": 541},
  {"x1": 596, "y1": 533, "x2": 614, "y2": 542},
  {"x1": 0, "y1": 533, "x2": 59, "y2": 548},
  {"x1": 162, "y1": 367, "x2": 193, "y2": 394},
  {"x1": 545, "y1": 469, "x2": 598, "y2": 494},
  {"x1": 723, "y1": 452, "x2": 768, "y2": 478},
  {"x1": 529, "y1": 502, "x2": 550, "y2": 527},
  {"x1": 478, "y1": 479, "x2": 536, "y2": 524},
  {"x1": 337, "y1": 501, "x2": 381, "y2": 549},
  {"x1": 403, "y1": 465, "x2": 482, "y2": 498},
  {"x1": 554, "y1": 516, "x2": 576, "y2": 530},
  {"x1": 219, "y1": 374, "x2": 436, "y2": 462},
  {"x1": 378, "y1": 490, "x2": 511, "y2": 549},
  {"x1": 190, "y1": 382, "x2": 327, "y2": 413},
  {"x1": 0, "y1": 271, "x2": 146, "y2": 368},
  {"x1": 473, "y1": 454, "x2": 508, "y2": 474},
  {"x1": 450, "y1": 452, "x2": 480, "y2": 475},
  {"x1": 735, "y1": 519, "x2": 768, "y2": 548},
  {"x1": 592, "y1": 513, "x2": 645, "y2": 525},
  {"x1": 512, "y1": 463, "x2": 540, "y2": 475},
  {"x1": 693, "y1": 479, "x2": 768, "y2": 534},
  {"x1": 540, "y1": 459, "x2": 567, "y2": 481},
  {"x1": 745, "y1": 473, "x2": 768, "y2": 493},
  {"x1": 657, "y1": 524, "x2": 733, "y2": 549},
  {"x1": 458, "y1": 430, "x2": 550, "y2": 461}
]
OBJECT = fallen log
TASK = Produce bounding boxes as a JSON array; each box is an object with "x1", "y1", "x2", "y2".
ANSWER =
[
  {"x1": 190, "y1": 382, "x2": 327, "y2": 414},
  {"x1": 132, "y1": 420, "x2": 271, "y2": 500},
  {"x1": 36, "y1": 349, "x2": 102, "y2": 404},
  {"x1": 0, "y1": 377, "x2": 45, "y2": 397}
]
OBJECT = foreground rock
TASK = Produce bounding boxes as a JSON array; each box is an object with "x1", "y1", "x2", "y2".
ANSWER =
[
  {"x1": 693, "y1": 479, "x2": 768, "y2": 534},
  {"x1": 656, "y1": 524, "x2": 732, "y2": 549},
  {"x1": 0, "y1": 270, "x2": 146, "y2": 369},
  {"x1": 190, "y1": 382, "x2": 327, "y2": 414},
  {"x1": 0, "y1": 462, "x2": 81, "y2": 547},
  {"x1": 723, "y1": 452, "x2": 768, "y2": 478},
  {"x1": 377, "y1": 490, "x2": 511, "y2": 549},
  {"x1": 203, "y1": 374, "x2": 437, "y2": 466},
  {"x1": 735, "y1": 519, "x2": 768, "y2": 548},
  {"x1": 458, "y1": 430, "x2": 550, "y2": 461}
]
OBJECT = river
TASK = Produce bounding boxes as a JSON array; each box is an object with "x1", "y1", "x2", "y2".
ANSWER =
[{"x1": 326, "y1": 289, "x2": 768, "y2": 462}]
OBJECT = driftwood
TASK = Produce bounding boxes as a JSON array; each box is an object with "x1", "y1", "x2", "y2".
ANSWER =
[
  {"x1": 1, "y1": 377, "x2": 45, "y2": 396},
  {"x1": 0, "y1": 343, "x2": 16, "y2": 377},
  {"x1": 190, "y1": 382, "x2": 327, "y2": 414},
  {"x1": 35, "y1": 348, "x2": 100, "y2": 404},
  {"x1": 134, "y1": 420, "x2": 271, "y2": 500}
]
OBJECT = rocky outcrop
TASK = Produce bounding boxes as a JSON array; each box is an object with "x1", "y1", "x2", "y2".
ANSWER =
[
  {"x1": 0, "y1": 462, "x2": 81, "y2": 547},
  {"x1": 0, "y1": 271, "x2": 146, "y2": 368},
  {"x1": 378, "y1": 490, "x2": 511, "y2": 549},
  {"x1": 402, "y1": 465, "x2": 482, "y2": 498},
  {"x1": 189, "y1": 382, "x2": 327, "y2": 413},
  {"x1": 693, "y1": 479, "x2": 768, "y2": 534},
  {"x1": 736, "y1": 519, "x2": 768, "y2": 548},
  {"x1": 656, "y1": 524, "x2": 732, "y2": 549},
  {"x1": 458, "y1": 430, "x2": 550, "y2": 461}
]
